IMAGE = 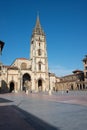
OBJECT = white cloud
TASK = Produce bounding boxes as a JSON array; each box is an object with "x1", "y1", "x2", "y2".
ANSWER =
[{"x1": 49, "y1": 65, "x2": 73, "y2": 77}]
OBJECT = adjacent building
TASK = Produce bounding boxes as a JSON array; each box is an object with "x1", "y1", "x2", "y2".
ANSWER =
[{"x1": 56, "y1": 55, "x2": 87, "y2": 91}]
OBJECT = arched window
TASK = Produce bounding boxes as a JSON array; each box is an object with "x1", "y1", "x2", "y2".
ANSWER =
[
  {"x1": 21, "y1": 63, "x2": 27, "y2": 69},
  {"x1": 38, "y1": 49, "x2": 41, "y2": 56},
  {"x1": 38, "y1": 79, "x2": 42, "y2": 87}
]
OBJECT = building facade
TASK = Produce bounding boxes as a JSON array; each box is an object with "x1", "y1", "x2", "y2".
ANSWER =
[
  {"x1": 56, "y1": 56, "x2": 87, "y2": 91},
  {"x1": 0, "y1": 17, "x2": 87, "y2": 93},
  {"x1": 0, "y1": 16, "x2": 56, "y2": 93},
  {"x1": 56, "y1": 70, "x2": 85, "y2": 91}
]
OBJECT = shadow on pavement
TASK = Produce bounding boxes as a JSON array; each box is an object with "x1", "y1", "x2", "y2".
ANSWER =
[
  {"x1": 13, "y1": 105, "x2": 60, "y2": 130},
  {"x1": 0, "y1": 98, "x2": 13, "y2": 103},
  {"x1": 0, "y1": 105, "x2": 60, "y2": 130}
]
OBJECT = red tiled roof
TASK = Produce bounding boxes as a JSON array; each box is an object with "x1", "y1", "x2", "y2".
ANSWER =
[
  {"x1": 17, "y1": 58, "x2": 27, "y2": 60},
  {"x1": 72, "y1": 70, "x2": 83, "y2": 73}
]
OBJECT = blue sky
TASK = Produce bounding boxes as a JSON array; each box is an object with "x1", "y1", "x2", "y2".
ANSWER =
[{"x1": 0, "y1": 0, "x2": 87, "y2": 76}]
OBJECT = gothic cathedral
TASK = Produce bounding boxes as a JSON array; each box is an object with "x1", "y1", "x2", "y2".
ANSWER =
[
  {"x1": 0, "y1": 16, "x2": 86, "y2": 93},
  {"x1": 0, "y1": 16, "x2": 55, "y2": 93}
]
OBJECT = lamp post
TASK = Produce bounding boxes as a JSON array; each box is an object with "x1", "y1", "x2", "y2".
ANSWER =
[
  {"x1": 0, "y1": 41, "x2": 4, "y2": 65},
  {"x1": 0, "y1": 41, "x2": 4, "y2": 89},
  {"x1": 0, "y1": 41, "x2": 4, "y2": 55}
]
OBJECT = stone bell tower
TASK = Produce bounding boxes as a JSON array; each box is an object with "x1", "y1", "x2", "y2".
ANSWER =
[{"x1": 30, "y1": 15, "x2": 49, "y2": 91}]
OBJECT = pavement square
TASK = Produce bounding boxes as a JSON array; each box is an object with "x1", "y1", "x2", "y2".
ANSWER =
[{"x1": 0, "y1": 91, "x2": 87, "y2": 130}]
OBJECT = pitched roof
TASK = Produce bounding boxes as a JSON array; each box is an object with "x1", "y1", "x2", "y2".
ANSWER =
[
  {"x1": 72, "y1": 69, "x2": 83, "y2": 74},
  {"x1": 16, "y1": 58, "x2": 28, "y2": 60}
]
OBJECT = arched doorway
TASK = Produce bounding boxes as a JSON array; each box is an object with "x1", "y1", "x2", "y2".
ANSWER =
[
  {"x1": 71, "y1": 84, "x2": 73, "y2": 90},
  {"x1": 77, "y1": 84, "x2": 79, "y2": 90},
  {"x1": 0, "y1": 80, "x2": 8, "y2": 93},
  {"x1": 83, "y1": 84, "x2": 85, "y2": 89},
  {"x1": 9, "y1": 82, "x2": 14, "y2": 92},
  {"x1": 38, "y1": 79, "x2": 42, "y2": 91},
  {"x1": 80, "y1": 84, "x2": 82, "y2": 90},
  {"x1": 23, "y1": 73, "x2": 31, "y2": 91}
]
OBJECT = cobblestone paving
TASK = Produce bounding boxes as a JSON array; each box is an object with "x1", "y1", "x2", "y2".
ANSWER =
[{"x1": 0, "y1": 91, "x2": 87, "y2": 130}]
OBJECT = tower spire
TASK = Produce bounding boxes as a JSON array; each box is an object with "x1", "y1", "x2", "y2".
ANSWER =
[
  {"x1": 33, "y1": 14, "x2": 44, "y2": 35},
  {"x1": 35, "y1": 13, "x2": 41, "y2": 29}
]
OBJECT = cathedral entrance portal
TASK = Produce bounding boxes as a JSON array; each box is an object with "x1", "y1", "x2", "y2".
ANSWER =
[
  {"x1": 23, "y1": 73, "x2": 31, "y2": 91},
  {"x1": 9, "y1": 82, "x2": 14, "y2": 92},
  {"x1": 38, "y1": 79, "x2": 42, "y2": 91}
]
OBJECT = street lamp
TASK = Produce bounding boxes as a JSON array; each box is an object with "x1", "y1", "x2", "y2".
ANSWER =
[
  {"x1": 0, "y1": 40, "x2": 4, "y2": 70},
  {"x1": 0, "y1": 41, "x2": 5, "y2": 90},
  {"x1": 0, "y1": 40, "x2": 4, "y2": 65},
  {"x1": 0, "y1": 41, "x2": 4, "y2": 54}
]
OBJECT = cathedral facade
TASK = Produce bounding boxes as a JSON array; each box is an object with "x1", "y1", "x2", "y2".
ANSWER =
[
  {"x1": 0, "y1": 16, "x2": 56, "y2": 93},
  {"x1": 0, "y1": 16, "x2": 87, "y2": 93}
]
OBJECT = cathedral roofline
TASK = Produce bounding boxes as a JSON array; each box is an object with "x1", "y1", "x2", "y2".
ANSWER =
[
  {"x1": 16, "y1": 57, "x2": 28, "y2": 60},
  {"x1": 10, "y1": 57, "x2": 29, "y2": 67}
]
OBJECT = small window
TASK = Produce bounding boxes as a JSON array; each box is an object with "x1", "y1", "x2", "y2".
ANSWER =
[
  {"x1": 39, "y1": 64, "x2": 41, "y2": 70},
  {"x1": 85, "y1": 61, "x2": 87, "y2": 64},
  {"x1": 86, "y1": 72, "x2": 87, "y2": 78},
  {"x1": 38, "y1": 62, "x2": 42, "y2": 71},
  {"x1": 31, "y1": 40, "x2": 33, "y2": 44},
  {"x1": 38, "y1": 49, "x2": 41, "y2": 56},
  {"x1": 39, "y1": 42, "x2": 40, "y2": 46}
]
